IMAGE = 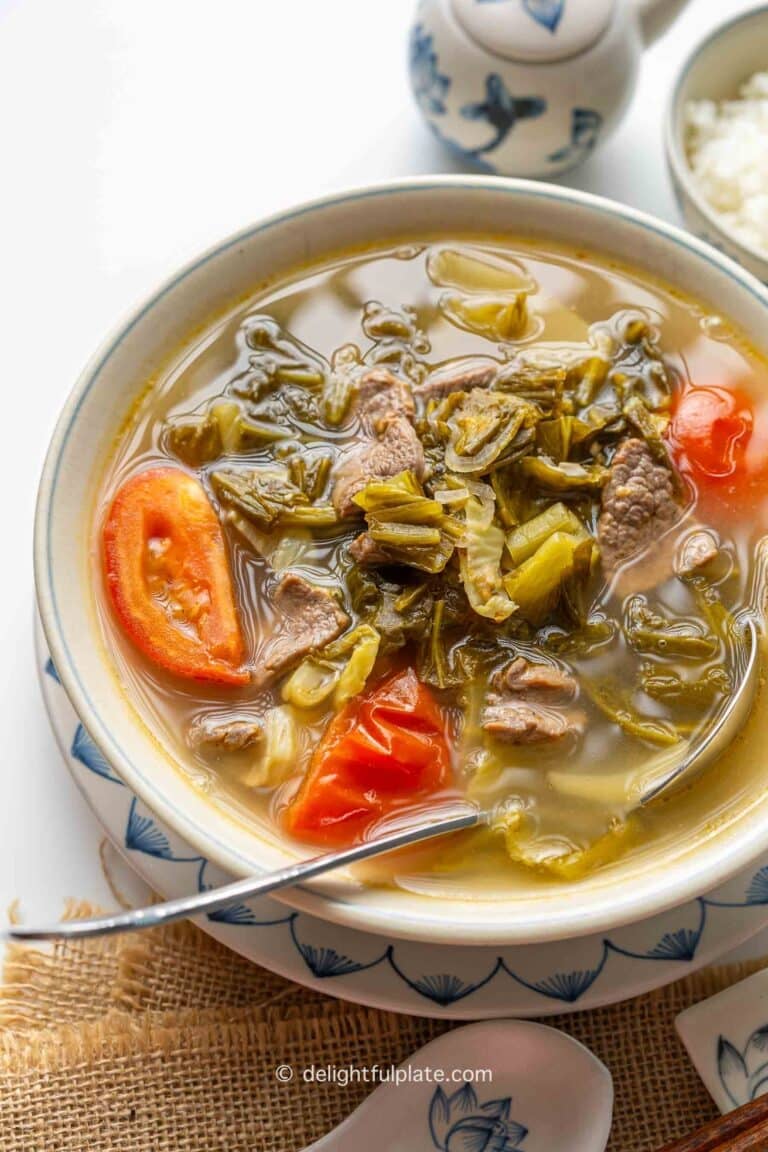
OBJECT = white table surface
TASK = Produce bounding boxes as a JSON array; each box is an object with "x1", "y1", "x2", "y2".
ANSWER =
[{"x1": 1, "y1": 0, "x2": 765, "y2": 959}]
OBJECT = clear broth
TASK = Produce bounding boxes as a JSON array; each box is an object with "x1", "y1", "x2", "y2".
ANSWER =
[{"x1": 92, "y1": 238, "x2": 768, "y2": 896}]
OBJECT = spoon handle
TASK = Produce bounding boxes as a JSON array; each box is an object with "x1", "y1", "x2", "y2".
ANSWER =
[{"x1": 5, "y1": 808, "x2": 480, "y2": 942}]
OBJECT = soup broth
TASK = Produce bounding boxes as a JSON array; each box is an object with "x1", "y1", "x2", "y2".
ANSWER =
[{"x1": 94, "y1": 238, "x2": 768, "y2": 892}]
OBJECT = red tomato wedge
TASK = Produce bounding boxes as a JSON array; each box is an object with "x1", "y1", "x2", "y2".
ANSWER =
[
  {"x1": 103, "y1": 467, "x2": 248, "y2": 685},
  {"x1": 284, "y1": 668, "x2": 453, "y2": 847},
  {"x1": 665, "y1": 382, "x2": 768, "y2": 518},
  {"x1": 668, "y1": 385, "x2": 754, "y2": 484}
]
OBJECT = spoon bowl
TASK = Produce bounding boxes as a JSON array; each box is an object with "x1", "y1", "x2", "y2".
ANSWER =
[{"x1": 307, "y1": 1020, "x2": 613, "y2": 1152}]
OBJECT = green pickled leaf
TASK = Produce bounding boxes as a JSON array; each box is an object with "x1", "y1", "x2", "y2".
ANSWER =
[
  {"x1": 440, "y1": 292, "x2": 529, "y2": 343},
  {"x1": 165, "y1": 400, "x2": 290, "y2": 467},
  {"x1": 502, "y1": 531, "x2": 589, "y2": 626},
  {"x1": 279, "y1": 505, "x2": 339, "y2": 527},
  {"x1": 232, "y1": 415, "x2": 294, "y2": 447},
  {"x1": 239, "y1": 315, "x2": 328, "y2": 397},
  {"x1": 394, "y1": 582, "x2": 429, "y2": 613},
  {"x1": 333, "y1": 626, "x2": 381, "y2": 707},
  {"x1": 593, "y1": 311, "x2": 673, "y2": 411},
  {"x1": 281, "y1": 659, "x2": 339, "y2": 709},
  {"x1": 689, "y1": 580, "x2": 736, "y2": 641},
  {"x1": 489, "y1": 470, "x2": 527, "y2": 528},
  {"x1": 369, "y1": 498, "x2": 444, "y2": 525},
  {"x1": 362, "y1": 301, "x2": 422, "y2": 343},
  {"x1": 518, "y1": 455, "x2": 608, "y2": 491},
  {"x1": 639, "y1": 663, "x2": 731, "y2": 703},
  {"x1": 495, "y1": 360, "x2": 567, "y2": 411},
  {"x1": 459, "y1": 487, "x2": 517, "y2": 622},
  {"x1": 505, "y1": 819, "x2": 638, "y2": 880},
  {"x1": 166, "y1": 412, "x2": 222, "y2": 467},
  {"x1": 624, "y1": 595, "x2": 718, "y2": 660},
  {"x1": 242, "y1": 706, "x2": 299, "y2": 788},
  {"x1": 541, "y1": 616, "x2": 616, "y2": 656},
  {"x1": 569, "y1": 356, "x2": 610, "y2": 408},
  {"x1": 505, "y1": 503, "x2": 584, "y2": 567},
  {"x1": 427, "y1": 246, "x2": 534, "y2": 294},
  {"x1": 323, "y1": 343, "x2": 363, "y2": 426},
  {"x1": 623, "y1": 394, "x2": 672, "y2": 466},
  {"x1": 288, "y1": 454, "x2": 332, "y2": 502},
  {"x1": 281, "y1": 625, "x2": 381, "y2": 710},
  {"x1": 352, "y1": 470, "x2": 461, "y2": 574},
  {"x1": 212, "y1": 461, "x2": 339, "y2": 533},
  {"x1": 418, "y1": 599, "x2": 450, "y2": 689},
  {"x1": 535, "y1": 416, "x2": 595, "y2": 462},
  {"x1": 438, "y1": 389, "x2": 540, "y2": 476},
  {"x1": 211, "y1": 466, "x2": 308, "y2": 530},
  {"x1": 581, "y1": 679, "x2": 680, "y2": 747},
  {"x1": 490, "y1": 804, "x2": 638, "y2": 879},
  {"x1": 352, "y1": 470, "x2": 427, "y2": 512},
  {"x1": 368, "y1": 523, "x2": 442, "y2": 547}
]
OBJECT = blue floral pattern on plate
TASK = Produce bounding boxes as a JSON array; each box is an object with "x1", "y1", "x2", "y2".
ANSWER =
[
  {"x1": 429, "y1": 1085, "x2": 527, "y2": 1151},
  {"x1": 40, "y1": 648, "x2": 768, "y2": 1019}
]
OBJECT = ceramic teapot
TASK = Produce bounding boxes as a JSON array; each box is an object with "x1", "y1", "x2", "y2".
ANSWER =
[{"x1": 409, "y1": 0, "x2": 691, "y2": 176}]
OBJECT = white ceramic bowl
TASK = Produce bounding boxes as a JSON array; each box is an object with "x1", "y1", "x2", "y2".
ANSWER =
[
  {"x1": 666, "y1": 5, "x2": 768, "y2": 282},
  {"x1": 35, "y1": 177, "x2": 768, "y2": 947}
]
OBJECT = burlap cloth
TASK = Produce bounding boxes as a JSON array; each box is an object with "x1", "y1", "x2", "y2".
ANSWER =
[{"x1": 0, "y1": 893, "x2": 763, "y2": 1151}]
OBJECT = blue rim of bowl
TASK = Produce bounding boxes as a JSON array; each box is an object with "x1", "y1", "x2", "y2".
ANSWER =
[
  {"x1": 665, "y1": 3, "x2": 768, "y2": 270},
  {"x1": 33, "y1": 175, "x2": 768, "y2": 946}
]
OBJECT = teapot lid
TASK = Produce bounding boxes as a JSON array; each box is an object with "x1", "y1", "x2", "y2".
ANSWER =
[{"x1": 451, "y1": 0, "x2": 615, "y2": 63}]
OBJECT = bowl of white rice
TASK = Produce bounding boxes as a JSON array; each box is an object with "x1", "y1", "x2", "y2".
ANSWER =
[{"x1": 666, "y1": 5, "x2": 768, "y2": 282}]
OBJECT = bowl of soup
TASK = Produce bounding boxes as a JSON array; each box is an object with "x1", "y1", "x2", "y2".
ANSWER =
[{"x1": 35, "y1": 178, "x2": 768, "y2": 947}]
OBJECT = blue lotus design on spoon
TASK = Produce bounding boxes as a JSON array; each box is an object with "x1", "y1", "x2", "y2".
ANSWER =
[
  {"x1": 429, "y1": 1084, "x2": 528, "y2": 1152},
  {"x1": 476, "y1": 0, "x2": 565, "y2": 34},
  {"x1": 718, "y1": 1026, "x2": 768, "y2": 1109}
]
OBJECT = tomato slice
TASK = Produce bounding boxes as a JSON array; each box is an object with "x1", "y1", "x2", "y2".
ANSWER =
[
  {"x1": 103, "y1": 467, "x2": 248, "y2": 685},
  {"x1": 667, "y1": 385, "x2": 755, "y2": 486},
  {"x1": 284, "y1": 668, "x2": 453, "y2": 847}
]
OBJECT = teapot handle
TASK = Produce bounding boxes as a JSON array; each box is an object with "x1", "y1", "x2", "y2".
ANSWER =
[{"x1": 634, "y1": 0, "x2": 691, "y2": 46}]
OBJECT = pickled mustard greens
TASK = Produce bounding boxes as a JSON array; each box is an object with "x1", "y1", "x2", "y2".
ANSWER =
[{"x1": 95, "y1": 240, "x2": 768, "y2": 888}]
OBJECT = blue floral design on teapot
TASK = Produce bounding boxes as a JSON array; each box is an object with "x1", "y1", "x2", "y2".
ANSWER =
[
  {"x1": 408, "y1": 0, "x2": 692, "y2": 177},
  {"x1": 548, "y1": 107, "x2": 603, "y2": 164},
  {"x1": 410, "y1": 24, "x2": 451, "y2": 116},
  {"x1": 477, "y1": 0, "x2": 565, "y2": 35},
  {"x1": 462, "y1": 74, "x2": 546, "y2": 158}
]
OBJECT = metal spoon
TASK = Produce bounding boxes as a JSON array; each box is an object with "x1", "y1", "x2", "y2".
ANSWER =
[{"x1": 7, "y1": 619, "x2": 759, "y2": 943}]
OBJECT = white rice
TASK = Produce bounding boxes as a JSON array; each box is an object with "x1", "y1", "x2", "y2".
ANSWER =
[{"x1": 684, "y1": 71, "x2": 768, "y2": 255}]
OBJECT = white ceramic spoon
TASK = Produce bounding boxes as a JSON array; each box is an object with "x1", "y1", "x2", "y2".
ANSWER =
[
  {"x1": 305, "y1": 1019, "x2": 613, "y2": 1152},
  {"x1": 677, "y1": 969, "x2": 768, "y2": 1113}
]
